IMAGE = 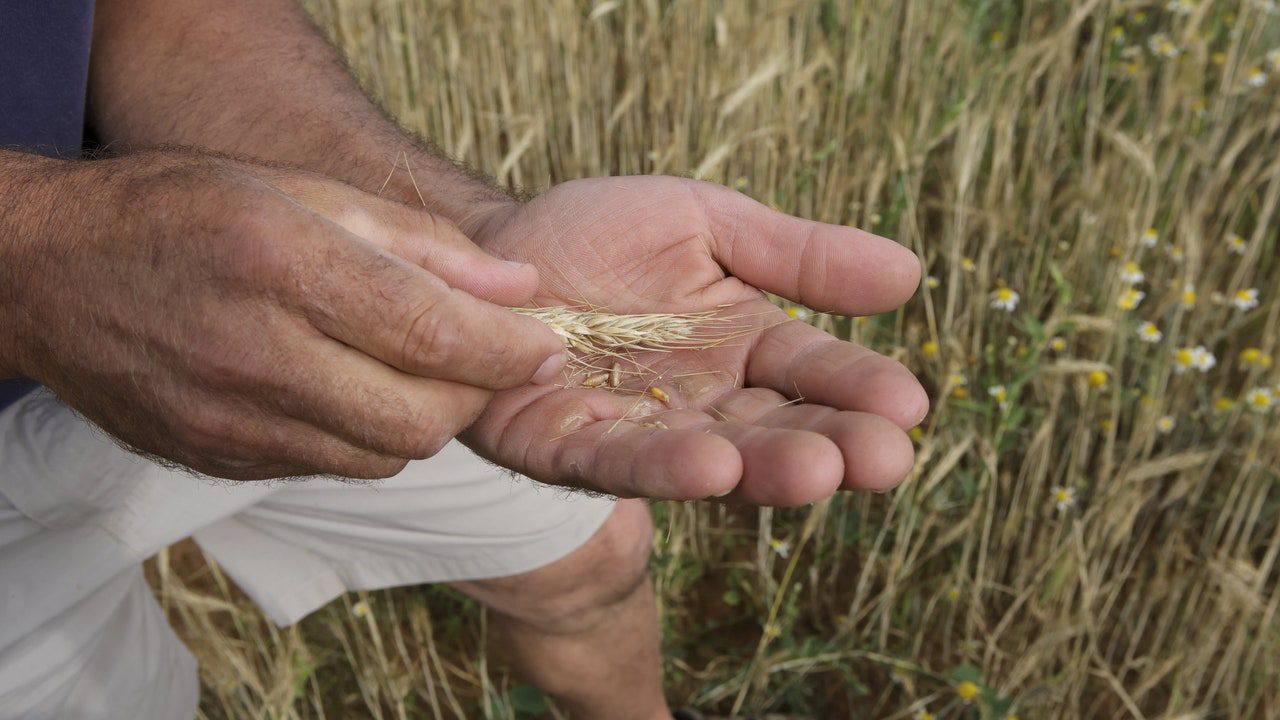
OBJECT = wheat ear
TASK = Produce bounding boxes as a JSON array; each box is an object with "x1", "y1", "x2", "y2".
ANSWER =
[{"x1": 509, "y1": 306, "x2": 745, "y2": 357}]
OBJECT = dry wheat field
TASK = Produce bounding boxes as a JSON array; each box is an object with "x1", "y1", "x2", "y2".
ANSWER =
[{"x1": 147, "y1": 1, "x2": 1280, "y2": 718}]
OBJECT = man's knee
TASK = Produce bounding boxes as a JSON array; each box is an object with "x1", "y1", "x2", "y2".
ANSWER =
[{"x1": 451, "y1": 499, "x2": 654, "y2": 634}]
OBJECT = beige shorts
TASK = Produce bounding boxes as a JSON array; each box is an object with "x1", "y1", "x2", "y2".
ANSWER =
[{"x1": 0, "y1": 389, "x2": 617, "y2": 720}]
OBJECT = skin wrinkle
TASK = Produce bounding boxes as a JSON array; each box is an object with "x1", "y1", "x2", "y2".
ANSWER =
[
  {"x1": 794, "y1": 221, "x2": 827, "y2": 311},
  {"x1": 745, "y1": 322, "x2": 824, "y2": 399},
  {"x1": 622, "y1": 238, "x2": 706, "y2": 308},
  {"x1": 688, "y1": 181, "x2": 739, "y2": 279},
  {"x1": 395, "y1": 290, "x2": 450, "y2": 374},
  {"x1": 497, "y1": 386, "x2": 572, "y2": 485}
]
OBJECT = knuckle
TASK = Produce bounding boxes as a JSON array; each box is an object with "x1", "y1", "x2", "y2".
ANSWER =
[
  {"x1": 396, "y1": 414, "x2": 454, "y2": 459},
  {"x1": 409, "y1": 432, "x2": 451, "y2": 460},
  {"x1": 394, "y1": 293, "x2": 458, "y2": 371},
  {"x1": 208, "y1": 460, "x2": 292, "y2": 482},
  {"x1": 333, "y1": 453, "x2": 408, "y2": 480},
  {"x1": 217, "y1": 199, "x2": 304, "y2": 287},
  {"x1": 186, "y1": 327, "x2": 291, "y2": 396},
  {"x1": 333, "y1": 201, "x2": 381, "y2": 238},
  {"x1": 172, "y1": 405, "x2": 241, "y2": 458},
  {"x1": 424, "y1": 212, "x2": 464, "y2": 242}
]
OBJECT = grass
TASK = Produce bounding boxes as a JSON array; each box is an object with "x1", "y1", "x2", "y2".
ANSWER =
[{"x1": 149, "y1": 0, "x2": 1280, "y2": 717}]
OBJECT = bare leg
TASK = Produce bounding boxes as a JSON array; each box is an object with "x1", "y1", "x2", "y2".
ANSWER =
[{"x1": 450, "y1": 499, "x2": 670, "y2": 720}]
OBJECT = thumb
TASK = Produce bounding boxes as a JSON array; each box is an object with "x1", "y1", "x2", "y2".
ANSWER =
[{"x1": 692, "y1": 181, "x2": 921, "y2": 315}]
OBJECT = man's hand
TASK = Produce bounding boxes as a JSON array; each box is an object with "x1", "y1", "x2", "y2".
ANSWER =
[
  {"x1": 463, "y1": 176, "x2": 928, "y2": 507},
  {"x1": 0, "y1": 150, "x2": 565, "y2": 480}
]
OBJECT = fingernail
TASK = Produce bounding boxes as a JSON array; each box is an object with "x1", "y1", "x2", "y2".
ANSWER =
[
  {"x1": 905, "y1": 394, "x2": 930, "y2": 427},
  {"x1": 712, "y1": 487, "x2": 735, "y2": 498},
  {"x1": 532, "y1": 353, "x2": 568, "y2": 385}
]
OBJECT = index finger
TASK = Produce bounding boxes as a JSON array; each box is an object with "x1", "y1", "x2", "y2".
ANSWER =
[
  {"x1": 300, "y1": 232, "x2": 567, "y2": 390},
  {"x1": 690, "y1": 181, "x2": 921, "y2": 315}
]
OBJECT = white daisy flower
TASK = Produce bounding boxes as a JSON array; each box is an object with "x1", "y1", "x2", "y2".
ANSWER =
[
  {"x1": 1192, "y1": 346, "x2": 1217, "y2": 372},
  {"x1": 1166, "y1": 0, "x2": 1195, "y2": 13},
  {"x1": 1173, "y1": 347, "x2": 1195, "y2": 373},
  {"x1": 1148, "y1": 32, "x2": 1180, "y2": 58},
  {"x1": 1227, "y1": 234, "x2": 1247, "y2": 255},
  {"x1": 1137, "y1": 322, "x2": 1163, "y2": 343},
  {"x1": 988, "y1": 384, "x2": 1010, "y2": 410},
  {"x1": 1174, "y1": 345, "x2": 1216, "y2": 373},
  {"x1": 1156, "y1": 415, "x2": 1176, "y2": 434},
  {"x1": 1182, "y1": 285, "x2": 1198, "y2": 307},
  {"x1": 990, "y1": 287, "x2": 1020, "y2": 312},
  {"x1": 352, "y1": 600, "x2": 371, "y2": 618},
  {"x1": 1245, "y1": 67, "x2": 1268, "y2": 88},
  {"x1": 1119, "y1": 261, "x2": 1145, "y2": 284},
  {"x1": 1231, "y1": 288, "x2": 1260, "y2": 311},
  {"x1": 1051, "y1": 486, "x2": 1077, "y2": 513},
  {"x1": 1140, "y1": 227, "x2": 1160, "y2": 247},
  {"x1": 1245, "y1": 387, "x2": 1275, "y2": 412},
  {"x1": 1118, "y1": 288, "x2": 1146, "y2": 310},
  {"x1": 769, "y1": 537, "x2": 791, "y2": 559}
]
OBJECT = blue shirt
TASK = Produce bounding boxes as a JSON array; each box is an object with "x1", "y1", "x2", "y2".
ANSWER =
[{"x1": 0, "y1": 2, "x2": 95, "y2": 411}]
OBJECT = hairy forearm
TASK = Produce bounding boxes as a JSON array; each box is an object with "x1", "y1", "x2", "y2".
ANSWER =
[
  {"x1": 89, "y1": 0, "x2": 513, "y2": 235},
  {"x1": 0, "y1": 150, "x2": 71, "y2": 377}
]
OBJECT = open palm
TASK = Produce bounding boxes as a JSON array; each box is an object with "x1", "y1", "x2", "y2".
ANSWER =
[{"x1": 463, "y1": 177, "x2": 928, "y2": 506}]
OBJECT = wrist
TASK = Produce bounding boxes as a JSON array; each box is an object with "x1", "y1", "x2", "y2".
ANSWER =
[{"x1": 0, "y1": 152, "x2": 73, "y2": 378}]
